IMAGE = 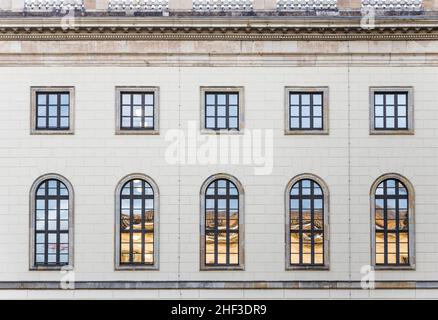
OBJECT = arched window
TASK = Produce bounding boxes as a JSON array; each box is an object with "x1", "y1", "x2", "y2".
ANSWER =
[
  {"x1": 30, "y1": 174, "x2": 74, "y2": 270},
  {"x1": 115, "y1": 174, "x2": 159, "y2": 270},
  {"x1": 371, "y1": 174, "x2": 415, "y2": 268},
  {"x1": 200, "y1": 174, "x2": 244, "y2": 270},
  {"x1": 286, "y1": 174, "x2": 329, "y2": 269}
]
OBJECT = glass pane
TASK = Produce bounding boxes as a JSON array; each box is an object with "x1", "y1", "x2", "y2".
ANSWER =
[
  {"x1": 290, "y1": 94, "x2": 299, "y2": 105},
  {"x1": 60, "y1": 94, "x2": 69, "y2": 105},
  {"x1": 37, "y1": 94, "x2": 47, "y2": 105},
  {"x1": 144, "y1": 94, "x2": 154, "y2": 105},
  {"x1": 375, "y1": 94, "x2": 384, "y2": 105},
  {"x1": 122, "y1": 94, "x2": 131, "y2": 105},
  {"x1": 397, "y1": 94, "x2": 406, "y2": 105},
  {"x1": 229, "y1": 94, "x2": 238, "y2": 105}
]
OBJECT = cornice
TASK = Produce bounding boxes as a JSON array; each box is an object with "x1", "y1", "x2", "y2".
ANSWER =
[
  {"x1": 0, "y1": 280, "x2": 437, "y2": 290},
  {"x1": 1, "y1": 16, "x2": 438, "y2": 40}
]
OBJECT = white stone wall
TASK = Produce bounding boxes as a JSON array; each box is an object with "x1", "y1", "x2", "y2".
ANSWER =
[{"x1": 0, "y1": 46, "x2": 437, "y2": 297}]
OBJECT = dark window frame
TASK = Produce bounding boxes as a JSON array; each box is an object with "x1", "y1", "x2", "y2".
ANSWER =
[
  {"x1": 30, "y1": 87, "x2": 75, "y2": 135},
  {"x1": 289, "y1": 92, "x2": 324, "y2": 131},
  {"x1": 204, "y1": 179, "x2": 240, "y2": 267},
  {"x1": 204, "y1": 92, "x2": 240, "y2": 131},
  {"x1": 373, "y1": 91, "x2": 409, "y2": 131},
  {"x1": 119, "y1": 91, "x2": 155, "y2": 131},
  {"x1": 35, "y1": 92, "x2": 71, "y2": 131},
  {"x1": 289, "y1": 179, "x2": 325, "y2": 266},
  {"x1": 34, "y1": 179, "x2": 70, "y2": 267},
  {"x1": 369, "y1": 87, "x2": 414, "y2": 135},
  {"x1": 119, "y1": 179, "x2": 155, "y2": 266},
  {"x1": 30, "y1": 173, "x2": 74, "y2": 271},
  {"x1": 374, "y1": 179, "x2": 410, "y2": 266}
]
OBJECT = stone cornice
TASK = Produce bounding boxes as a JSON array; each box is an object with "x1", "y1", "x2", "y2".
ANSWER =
[
  {"x1": 0, "y1": 280, "x2": 437, "y2": 290},
  {"x1": 2, "y1": 16, "x2": 438, "y2": 40}
]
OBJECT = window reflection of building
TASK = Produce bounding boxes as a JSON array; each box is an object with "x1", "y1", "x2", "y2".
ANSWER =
[
  {"x1": 375, "y1": 179, "x2": 409, "y2": 265},
  {"x1": 289, "y1": 179, "x2": 324, "y2": 265},
  {"x1": 120, "y1": 179, "x2": 155, "y2": 265},
  {"x1": 205, "y1": 179, "x2": 239, "y2": 266}
]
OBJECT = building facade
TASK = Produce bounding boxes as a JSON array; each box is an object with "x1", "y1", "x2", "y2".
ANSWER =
[{"x1": 0, "y1": 0, "x2": 438, "y2": 299}]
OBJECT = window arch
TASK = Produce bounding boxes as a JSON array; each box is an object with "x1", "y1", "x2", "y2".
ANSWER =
[
  {"x1": 200, "y1": 174, "x2": 244, "y2": 270},
  {"x1": 30, "y1": 174, "x2": 74, "y2": 270},
  {"x1": 371, "y1": 173, "x2": 415, "y2": 269},
  {"x1": 285, "y1": 174, "x2": 329, "y2": 270},
  {"x1": 115, "y1": 174, "x2": 159, "y2": 270}
]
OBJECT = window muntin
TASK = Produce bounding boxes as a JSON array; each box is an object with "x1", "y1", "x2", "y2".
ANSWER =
[
  {"x1": 374, "y1": 92, "x2": 408, "y2": 130},
  {"x1": 289, "y1": 92, "x2": 324, "y2": 130},
  {"x1": 119, "y1": 179, "x2": 155, "y2": 265},
  {"x1": 36, "y1": 92, "x2": 70, "y2": 130},
  {"x1": 120, "y1": 92, "x2": 155, "y2": 130},
  {"x1": 34, "y1": 179, "x2": 70, "y2": 266},
  {"x1": 289, "y1": 179, "x2": 324, "y2": 266},
  {"x1": 205, "y1": 92, "x2": 239, "y2": 130},
  {"x1": 205, "y1": 179, "x2": 239, "y2": 266},
  {"x1": 375, "y1": 179, "x2": 409, "y2": 266}
]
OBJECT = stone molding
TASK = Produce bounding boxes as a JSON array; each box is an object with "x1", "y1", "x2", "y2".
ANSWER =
[
  {"x1": 2, "y1": 16, "x2": 438, "y2": 41},
  {"x1": 0, "y1": 280, "x2": 437, "y2": 289}
]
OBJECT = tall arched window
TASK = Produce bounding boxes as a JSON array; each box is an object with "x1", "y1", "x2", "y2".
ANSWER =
[
  {"x1": 371, "y1": 174, "x2": 415, "y2": 268},
  {"x1": 200, "y1": 174, "x2": 244, "y2": 270},
  {"x1": 30, "y1": 174, "x2": 74, "y2": 270},
  {"x1": 115, "y1": 174, "x2": 159, "y2": 270},
  {"x1": 286, "y1": 174, "x2": 329, "y2": 270}
]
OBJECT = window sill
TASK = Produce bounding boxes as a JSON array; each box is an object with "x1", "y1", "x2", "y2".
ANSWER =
[
  {"x1": 370, "y1": 130, "x2": 414, "y2": 135},
  {"x1": 30, "y1": 265, "x2": 72, "y2": 271},
  {"x1": 286, "y1": 265, "x2": 329, "y2": 271},
  {"x1": 200, "y1": 265, "x2": 245, "y2": 271},
  {"x1": 285, "y1": 130, "x2": 329, "y2": 135},
  {"x1": 373, "y1": 265, "x2": 415, "y2": 271},
  {"x1": 200, "y1": 128, "x2": 243, "y2": 135},
  {"x1": 115, "y1": 264, "x2": 159, "y2": 271},
  {"x1": 30, "y1": 129, "x2": 74, "y2": 135},
  {"x1": 115, "y1": 129, "x2": 160, "y2": 135}
]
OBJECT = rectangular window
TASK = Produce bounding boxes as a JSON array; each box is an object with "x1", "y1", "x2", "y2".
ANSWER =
[
  {"x1": 116, "y1": 87, "x2": 159, "y2": 135},
  {"x1": 201, "y1": 87, "x2": 244, "y2": 133},
  {"x1": 31, "y1": 87, "x2": 74, "y2": 134},
  {"x1": 370, "y1": 87, "x2": 414, "y2": 134},
  {"x1": 285, "y1": 87, "x2": 329, "y2": 135}
]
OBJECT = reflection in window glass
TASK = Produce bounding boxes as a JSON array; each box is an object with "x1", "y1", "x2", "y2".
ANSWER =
[
  {"x1": 120, "y1": 92, "x2": 155, "y2": 130},
  {"x1": 34, "y1": 179, "x2": 69, "y2": 266},
  {"x1": 289, "y1": 92, "x2": 324, "y2": 130},
  {"x1": 120, "y1": 179, "x2": 155, "y2": 265},
  {"x1": 374, "y1": 92, "x2": 408, "y2": 130},
  {"x1": 36, "y1": 92, "x2": 70, "y2": 130},
  {"x1": 375, "y1": 179, "x2": 409, "y2": 265},
  {"x1": 205, "y1": 92, "x2": 239, "y2": 131},
  {"x1": 289, "y1": 179, "x2": 324, "y2": 266},
  {"x1": 205, "y1": 179, "x2": 239, "y2": 266}
]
